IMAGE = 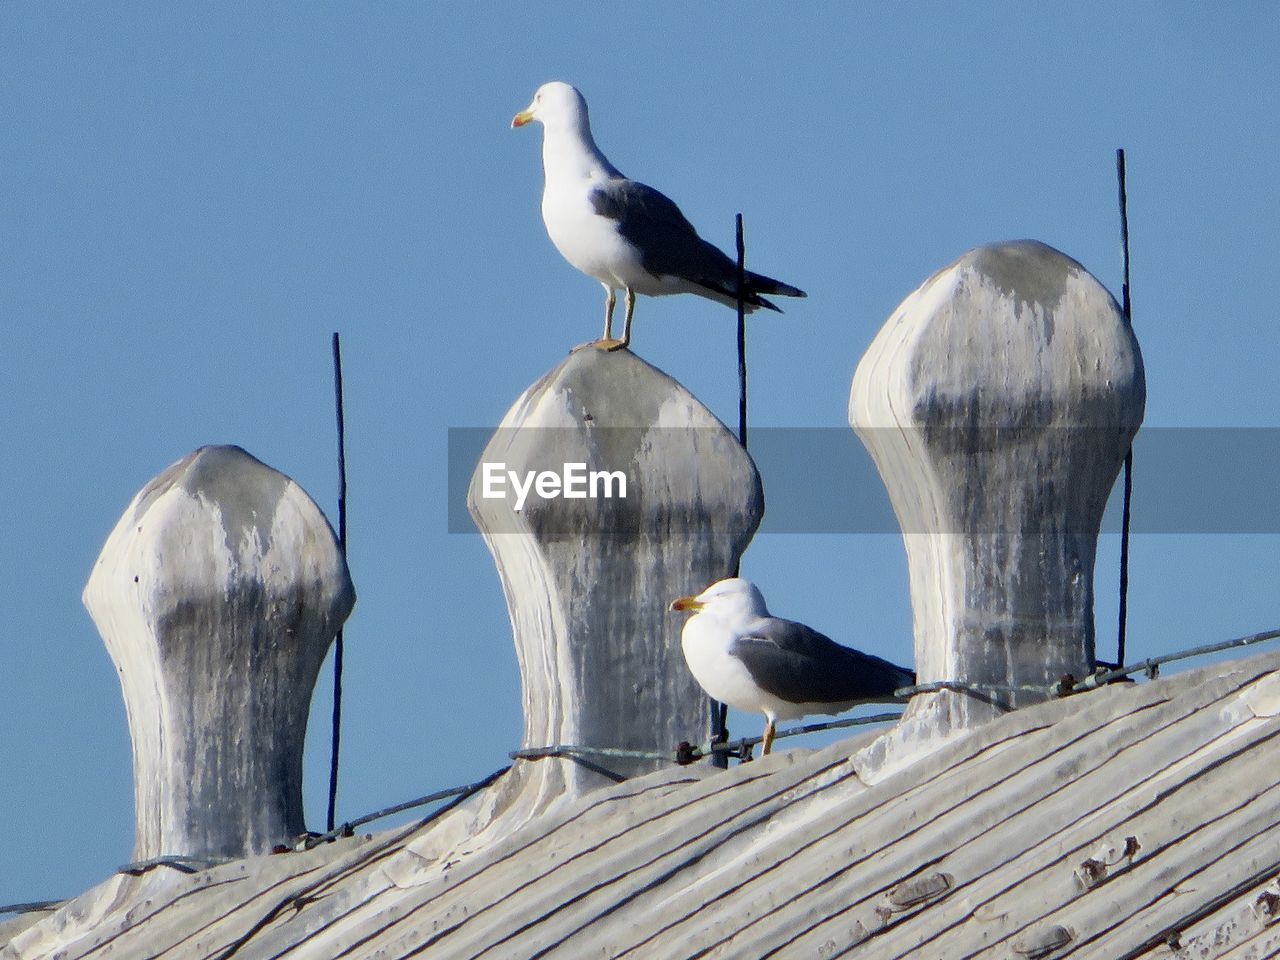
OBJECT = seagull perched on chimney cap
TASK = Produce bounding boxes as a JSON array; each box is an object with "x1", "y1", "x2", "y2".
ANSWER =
[
  {"x1": 670, "y1": 578, "x2": 914, "y2": 755},
  {"x1": 512, "y1": 82, "x2": 805, "y2": 351}
]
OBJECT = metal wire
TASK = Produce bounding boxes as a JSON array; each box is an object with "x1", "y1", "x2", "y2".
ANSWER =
[
  {"x1": 1073, "y1": 626, "x2": 1280, "y2": 693},
  {"x1": 303, "y1": 766, "x2": 510, "y2": 849},
  {"x1": 897, "y1": 626, "x2": 1280, "y2": 701},
  {"x1": 118, "y1": 854, "x2": 234, "y2": 876},
  {"x1": 897, "y1": 680, "x2": 1050, "y2": 698},
  {"x1": 511, "y1": 745, "x2": 673, "y2": 762},
  {"x1": 0, "y1": 899, "x2": 64, "y2": 915},
  {"x1": 511, "y1": 625, "x2": 1280, "y2": 767},
  {"x1": 107, "y1": 769, "x2": 512, "y2": 875},
  {"x1": 512, "y1": 711, "x2": 906, "y2": 767},
  {"x1": 708, "y1": 711, "x2": 904, "y2": 759}
]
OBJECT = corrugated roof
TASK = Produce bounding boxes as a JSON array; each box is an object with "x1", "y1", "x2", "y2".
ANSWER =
[{"x1": 7, "y1": 649, "x2": 1280, "y2": 959}]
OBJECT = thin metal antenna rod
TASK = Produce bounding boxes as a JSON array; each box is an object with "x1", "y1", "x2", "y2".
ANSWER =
[
  {"x1": 706, "y1": 213, "x2": 751, "y2": 765},
  {"x1": 327, "y1": 332, "x2": 349, "y2": 832},
  {"x1": 1115, "y1": 148, "x2": 1134, "y2": 668},
  {"x1": 736, "y1": 213, "x2": 748, "y2": 451}
]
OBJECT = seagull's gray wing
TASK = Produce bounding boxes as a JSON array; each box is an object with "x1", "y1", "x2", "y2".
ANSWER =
[
  {"x1": 589, "y1": 178, "x2": 803, "y2": 308},
  {"x1": 730, "y1": 617, "x2": 914, "y2": 707}
]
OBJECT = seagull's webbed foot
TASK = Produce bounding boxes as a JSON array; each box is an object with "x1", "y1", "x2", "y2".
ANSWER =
[
  {"x1": 567, "y1": 287, "x2": 633, "y2": 352},
  {"x1": 569, "y1": 336, "x2": 628, "y2": 353},
  {"x1": 566, "y1": 287, "x2": 626, "y2": 352},
  {"x1": 578, "y1": 286, "x2": 630, "y2": 351},
  {"x1": 591, "y1": 337, "x2": 629, "y2": 352}
]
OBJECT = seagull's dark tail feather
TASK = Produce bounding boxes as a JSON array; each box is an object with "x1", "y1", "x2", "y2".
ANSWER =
[
  {"x1": 698, "y1": 270, "x2": 806, "y2": 314},
  {"x1": 741, "y1": 270, "x2": 805, "y2": 313},
  {"x1": 853, "y1": 656, "x2": 916, "y2": 702},
  {"x1": 747, "y1": 270, "x2": 806, "y2": 300}
]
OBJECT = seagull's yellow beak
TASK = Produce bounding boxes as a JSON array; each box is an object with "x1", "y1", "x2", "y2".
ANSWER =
[
  {"x1": 511, "y1": 109, "x2": 535, "y2": 129},
  {"x1": 669, "y1": 595, "x2": 703, "y2": 612}
]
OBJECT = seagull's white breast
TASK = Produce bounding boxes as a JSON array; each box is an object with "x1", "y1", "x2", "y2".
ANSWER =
[
  {"x1": 680, "y1": 612, "x2": 771, "y2": 716},
  {"x1": 541, "y1": 177, "x2": 650, "y2": 293}
]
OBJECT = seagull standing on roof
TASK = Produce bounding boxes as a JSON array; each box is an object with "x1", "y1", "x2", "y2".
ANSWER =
[
  {"x1": 670, "y1": 578, "x2": 914, "y2": 756},
  {"x1": 512, "y1": 82, "x2": 806, "y2": 351}
]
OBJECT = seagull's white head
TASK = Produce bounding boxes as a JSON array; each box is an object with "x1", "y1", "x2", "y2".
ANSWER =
[
  {"x1": 669, "y1": 577, "x2": 769, "y2": 631},
  {"x1": 511, "y1": 81, "x2": 589, "y2": 133}
]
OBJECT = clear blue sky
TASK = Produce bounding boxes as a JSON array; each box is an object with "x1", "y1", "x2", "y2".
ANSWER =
[{"x1": 3, "y1": 3, "x2": 1278, "y2": 907}]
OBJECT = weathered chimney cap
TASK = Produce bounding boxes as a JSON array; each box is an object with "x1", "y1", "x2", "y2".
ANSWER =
[
  {"x1": 84, "y1": 444, "x2": 354, "y2": 861},
  {"x1": 463, "y1": 347, "x2": 761, "y2": 826},
  {"x1": 850, "y1": 240, "x2": 1144, "y2": 749}
]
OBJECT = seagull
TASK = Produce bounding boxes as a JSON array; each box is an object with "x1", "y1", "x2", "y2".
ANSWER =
[
  {"x1": 512, "y1": 82, "x2": 806, "y2": 351},
  {"x1": 670, "y1": 578, "x2": 914, "y2": 755}
]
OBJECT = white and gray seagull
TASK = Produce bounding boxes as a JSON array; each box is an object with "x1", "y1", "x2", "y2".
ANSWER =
[
  {"x1": 512, "y1": 81, "x2": 805, "y2": 351},
  {"x1": 670, "y1": 578, "x2": 914, "y2": 756}
]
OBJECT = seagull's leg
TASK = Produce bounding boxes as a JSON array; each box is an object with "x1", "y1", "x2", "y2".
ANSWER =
[
  {"x1": 602, "y1": 286, "x2": 616, "y2": 341},
  {"x1": 592, "y1": 285, "x2": 628, "y2": 351},
  {"x1": 761, "y1": 718, "x2": 777, "y2": 756},
  {"x1": 599, "y1": 288, "x2": 635, "y2": 352},
  {"x1": 617, "y1": 288, "x2": 636, "y2": 349}
]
